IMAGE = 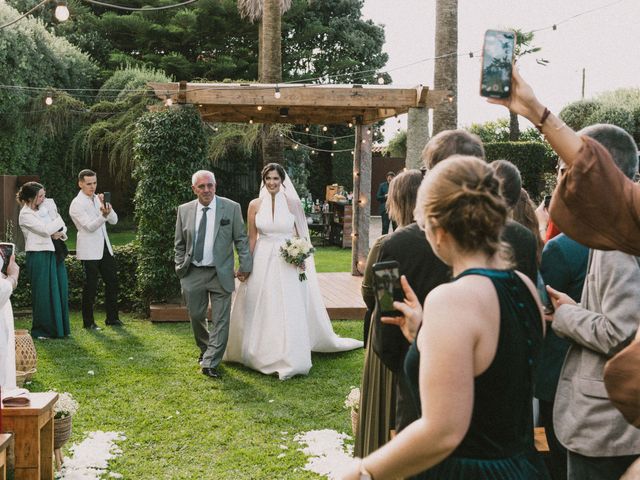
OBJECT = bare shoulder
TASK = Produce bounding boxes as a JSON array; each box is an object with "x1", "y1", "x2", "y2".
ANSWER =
[{"x1": 248, "y1": 198, "x2": 261, "y2": 213}]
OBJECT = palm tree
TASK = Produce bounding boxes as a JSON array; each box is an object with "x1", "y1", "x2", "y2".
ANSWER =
[
  {"x1": 509, "y1": 29, "x2": 547, "y2": 140},
  {"x1": 238, "y1": 0, "x2": 293, "y2": 165},
  {"x1": 433, "y1": 0, "x2": 458, "y2": 134}
]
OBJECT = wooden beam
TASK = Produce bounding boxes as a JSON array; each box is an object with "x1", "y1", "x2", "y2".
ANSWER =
[{"x1": 351, "y1": 124, "x2": 371, "y2": 276}]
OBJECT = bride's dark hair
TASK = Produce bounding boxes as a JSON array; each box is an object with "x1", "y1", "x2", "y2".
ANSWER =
[{"x1": 261, "y1": 163, "x2": 287, "y2": 183}]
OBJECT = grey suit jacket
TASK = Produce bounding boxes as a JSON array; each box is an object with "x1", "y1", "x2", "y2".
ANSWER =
[
  {"x1": 174, "y1": 196, "x2": 252, "y2": 293},
  {"x1": 553, "y1": 249, "x2": 640, "y2": 456}
]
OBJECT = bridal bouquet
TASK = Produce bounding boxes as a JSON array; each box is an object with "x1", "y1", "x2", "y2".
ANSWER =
[{"x1": 280, "y1": 237, "x2": 315, "y2": 281}]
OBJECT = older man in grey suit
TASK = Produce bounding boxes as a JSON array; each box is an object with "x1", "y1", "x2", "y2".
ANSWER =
[
  {"x1": 175, "y1": 170, "x2": 252, "y2": 379},
  {"x1": 546, "y1": 124, "x2": 640, "y2": 480}
]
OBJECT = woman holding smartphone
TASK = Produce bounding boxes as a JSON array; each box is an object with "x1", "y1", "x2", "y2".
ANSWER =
[
  {"x1": 341, "y1": 156, "x2": 548, "y2": 479},
  {"x1": 17, "y1": 182, "x2": 70, "y2": 338}
]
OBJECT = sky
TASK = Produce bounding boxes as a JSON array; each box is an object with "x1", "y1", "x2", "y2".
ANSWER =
[{"x1": 360, "y1": 0, "x2": 640, "y2": 143}]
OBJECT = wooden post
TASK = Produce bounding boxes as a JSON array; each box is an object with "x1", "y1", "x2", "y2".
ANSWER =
[{"x1": 351, "y1": 124, "x2": 371, "y2": 276}]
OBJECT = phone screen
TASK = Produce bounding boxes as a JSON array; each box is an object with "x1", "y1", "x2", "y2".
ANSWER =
[
  {"x1": 0, "y1": 243, "x2": 15, "y2": 276},
  {"x1": 373, "y1": 262, "x2": 403, "y2": 317},
  {"x1": 536, "y1": 274, "x2": 554, "y2": 315},
  {"x1": 103, "y1": 192, "x2": 111, "y2": 205},
  {"x1": 480, "y1": 29, "x2": 515, "y2": 99}
]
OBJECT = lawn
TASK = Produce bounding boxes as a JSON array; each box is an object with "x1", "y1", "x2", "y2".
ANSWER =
[{"x1": 16, "y1": 312, "x2": 363, "y2": 479}]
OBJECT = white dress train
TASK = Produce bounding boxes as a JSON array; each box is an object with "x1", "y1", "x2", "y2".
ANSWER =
[{"x1": 225, "y1": 190, "x2": 362, "y2": 380}]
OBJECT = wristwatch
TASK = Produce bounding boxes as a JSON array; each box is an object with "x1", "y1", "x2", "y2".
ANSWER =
[{"x1": 359, "y1": 461, "x2": 373, "y2": 480}]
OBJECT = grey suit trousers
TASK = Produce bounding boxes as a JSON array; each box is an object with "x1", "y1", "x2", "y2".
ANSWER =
[{"x1": 180, "y1": 265, "x2": 232, "y2": 369}]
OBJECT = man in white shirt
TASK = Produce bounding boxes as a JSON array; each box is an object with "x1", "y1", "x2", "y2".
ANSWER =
[{"x1": 69, "y1": 169, "x2": 121, "y2": 330}]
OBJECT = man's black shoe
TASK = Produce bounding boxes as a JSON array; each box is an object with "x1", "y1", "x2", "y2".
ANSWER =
[
  {"x1": 105, "y1": 320, "x2": 124, "y2": 327},
  {"x1": 84, "y1": 323, "x2": 101, "y2": 331},
  {"x1": 202, "y1": 367, "x2": 221, "y2": 379}
]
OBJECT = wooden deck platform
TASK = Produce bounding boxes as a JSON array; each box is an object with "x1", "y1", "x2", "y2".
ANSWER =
[{"x1": 150, "y1": 272, "x2": 366, "y2": 322}]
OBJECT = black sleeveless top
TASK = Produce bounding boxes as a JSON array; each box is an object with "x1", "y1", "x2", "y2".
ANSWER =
[{"x1": 404, "y1": 268, "x2": 548, "y2": 479}]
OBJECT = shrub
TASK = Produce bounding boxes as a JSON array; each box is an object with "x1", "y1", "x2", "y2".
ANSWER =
[
  {"x1": 484, "y1": 141, "x2": 547, "y2": 200},
  {"x1": 133, "y1": 106, "x2": 209, "y2": 309},
  {"x1": 12, "y1": 243, "x2": 142, "y2": 313}
]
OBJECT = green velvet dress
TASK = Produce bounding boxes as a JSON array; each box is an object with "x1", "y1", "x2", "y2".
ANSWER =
[
  {"x1": 404, "y1": 269, "x2": 549, "y2": 479},
  {"x1": 27, "y1": 251, "x2": 70, "y2": 338}
]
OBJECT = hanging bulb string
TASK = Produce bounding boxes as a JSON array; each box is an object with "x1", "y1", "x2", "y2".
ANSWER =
[
  {"x1": 0, "y1": 0, "x2": 50, "y2": 30},
  {"x1": 283, "y1": 134, "x2": 364, "y2": 153}
]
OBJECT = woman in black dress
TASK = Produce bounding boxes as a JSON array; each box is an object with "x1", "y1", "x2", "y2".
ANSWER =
[{"x1": 340, "y1": 155, "x2": 548, "y2": 479}]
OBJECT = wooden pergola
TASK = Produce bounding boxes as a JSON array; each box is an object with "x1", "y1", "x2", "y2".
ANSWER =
[{"x1": 149, "y1": 81, "x2": 447, "y2": 275}]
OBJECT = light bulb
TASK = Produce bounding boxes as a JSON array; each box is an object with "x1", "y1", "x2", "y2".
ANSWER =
[
  {"x1": 305, "y1": 126, "x2": 310, "y2": 132},
  {"x1": 249, "y1": 118, "x2": 254, "y2": 124},
  {"x1": 333, "y1": 139, "x2": 337, "y2": 145},
  {"x1": 257, "y1": 105, "x2": 263, "y2": 111},
  {"x1": 322, "y1": 126, "x2": 328, "y2": 132},
  {"x1": 366, "y1": 128, "x2": 371, "y2": 135},
  {"x1": 377, "y1": 76, "x2": 384, "y2": 85},
  {"x1": 54, "y1": 1, "x2": 69, "y2": 22},
  {"x1": 348, "y1": 122, "x2": 353, "y2": 128},
  {"x1": 274, "y1": 87, "x2": 281, "y2": 99},
  {"x1": 331, "y1": 153, "x2": 334, "y2": 157},
  {"x1": 45, "y1": 96, "x2": 53, "y2": 106},
  {"x1": 165, "y1": 98, "x2": 173, "y2": 107}
]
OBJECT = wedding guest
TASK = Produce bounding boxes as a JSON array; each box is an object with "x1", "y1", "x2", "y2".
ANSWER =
[
  {"x1": 545, "y1": 124, "x2": 640, "y2": 480},
  {"x1": 535, "y1": 230, "x2": 588, "y2": 480},
  {"x1": 356, "y1": 169, "x2": 425, "y2": 457},
  {"x1": 421, "y1": 129, "x2": 485, "y2": 170},
  {"x1": 376, "y1": 172, "x2": 396, "y2": 234},
  {"x1": 513, "y1": 188, "x2": 544, "y2": 262},
  {"x1": 489, "y1": 68, "x2": 640, "y2": 255},
  {"x1": 341, "y1": 155, "x2": 547, "y2": 480},
  {"x1": 18, "y1": 182, "x2": 70, "y2": 338},
  {"x1": 490, "y1": 160, "x2": 539, "y2": 281},
  {"x1": 0, "y1": 253, "x2": 19, "y2": 389},
  {"x1": 69, "y1": 169, "x2": 121, "y2": 330}
]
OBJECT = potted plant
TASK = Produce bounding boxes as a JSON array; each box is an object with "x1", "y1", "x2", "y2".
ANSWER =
[
  {"x1": 344, "y1": 386, "x2": 360, "y2": 437},
  {"x1": 51, "y1": 391, "x2": 79, "y2": 470}
]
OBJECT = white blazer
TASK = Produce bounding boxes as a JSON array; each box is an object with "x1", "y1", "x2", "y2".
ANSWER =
[
  {"x1": 69, "y1": 191, "x2": 118, "y2": 260},
  {"x1": 19, "y1": 199, "x2": 67, "y2": 252}
]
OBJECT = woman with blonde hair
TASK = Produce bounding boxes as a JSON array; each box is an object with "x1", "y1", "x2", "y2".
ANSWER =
[{"x1": 342, "y1": 155, "x2": 548, "y2": 479}]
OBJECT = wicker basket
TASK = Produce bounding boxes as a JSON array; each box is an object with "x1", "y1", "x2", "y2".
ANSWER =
[
  {"x1": 15, "y1": 368, "x2": 36, "y2": 387},
  {"x1": 350, "y1": 408, "x2": 359, "y2": 437},
  {"x1": 54, "y1": 415, "x2": 73, "y2": 450},
  {"x1": 15, "y1": 330, "x2": 37, "y2": 372}
]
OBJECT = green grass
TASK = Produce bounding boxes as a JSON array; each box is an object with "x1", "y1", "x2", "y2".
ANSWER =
[{"x1": 16, "y1": 313, "x2": 363, "y2": 479}]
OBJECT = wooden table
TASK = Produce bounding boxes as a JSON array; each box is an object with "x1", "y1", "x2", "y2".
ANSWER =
[
  {"x1": 0, "y1": 433, "x2": 12, "y2": 480},
  {"x1": 1, "y1": 392, "x2": 57, "y2": 480}
]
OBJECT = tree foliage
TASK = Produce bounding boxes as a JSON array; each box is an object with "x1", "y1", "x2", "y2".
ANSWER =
[{"x1": 133, "y1": 106, "x2": 208, "y2": 307}]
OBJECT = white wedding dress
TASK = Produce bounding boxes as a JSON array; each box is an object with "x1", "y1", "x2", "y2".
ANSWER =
[{"x1": 225, "y1": 189, "x2": 362, "y2": 380}]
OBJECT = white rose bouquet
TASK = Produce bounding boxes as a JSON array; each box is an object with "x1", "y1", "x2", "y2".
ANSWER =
[
  {"x1": 344, "y1": 386, "x2": 360, "y2": 412},
  {"x1": 49, "y1": 391, "x2": 79, "y2": 419},
  {"x1": 280, "y1": 237, "x2": 315, "y2": 281}
]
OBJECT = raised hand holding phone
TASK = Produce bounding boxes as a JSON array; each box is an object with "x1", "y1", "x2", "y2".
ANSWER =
[{"x1": 380, "y1": 275, "x2": 423, "y2": 343}]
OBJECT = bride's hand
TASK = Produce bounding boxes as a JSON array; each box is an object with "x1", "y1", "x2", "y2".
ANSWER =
[{"x1": 380, "y1": 275, "x2": 423, "y2": 342}]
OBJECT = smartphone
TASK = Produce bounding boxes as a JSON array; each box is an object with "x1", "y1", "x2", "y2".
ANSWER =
[
  {"x1": 536, "y1": 273, "x2": 554, "y2": 315},
  {"x1": 480, "y1": 29, "x2": 516, "y2": 99},
  {"x1": 103, "y1": 191, "x2": 111, "y2": 205},
  {"x1": 0, "y1": 242, "x2": 15, "y2": 276},
  {"x1": 372, "y1": 260, "x2": 404, "y2": 317},
  {"x1": 544, "y1": 195, "x2": 552, "y2": 209}
]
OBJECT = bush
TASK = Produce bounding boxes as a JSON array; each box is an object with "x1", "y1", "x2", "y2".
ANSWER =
[
  {"x1": 12, "y1": 243, "x2": 142, "y2": 313},
  {"x1": 484, "y1": 142, "x2": 548, "y2": 200},
  {"x1": 559, "y1": 100, "x2": 601, "y2": 131},
  {"x1": 133, "y1": 106, "x2": 209, "y2": 309}
]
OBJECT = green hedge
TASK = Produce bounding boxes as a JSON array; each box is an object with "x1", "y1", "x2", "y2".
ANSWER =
[
  {"x1": 484, "y1": 141, "x2": 548, "y2": 200},
  {"x1": 12, "y1": 243, "x2": 142, "y2": 313},
  {"x1": 133, "y1": 106, "x2": 209, "y2": 309}
]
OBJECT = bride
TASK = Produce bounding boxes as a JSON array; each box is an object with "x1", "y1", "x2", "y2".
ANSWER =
[{"x1": 225, "y1": 163, "x2": 363, "y2": 379}]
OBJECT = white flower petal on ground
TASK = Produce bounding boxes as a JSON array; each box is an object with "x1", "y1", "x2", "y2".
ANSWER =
[
  {"x1": 87, "y1": 371, "x2": 95, "y2": 376},
  {"x1": 294, "y1": 429, "x2": 354, "y2": 479},
  {"x1": 59, "y1": 431, "x2": 125, "y2": 480}
]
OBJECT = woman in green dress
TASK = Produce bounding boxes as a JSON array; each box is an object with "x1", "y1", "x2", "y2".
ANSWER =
[{"x1": 18, "y1": 182, "x2": 70, "y2": 338}]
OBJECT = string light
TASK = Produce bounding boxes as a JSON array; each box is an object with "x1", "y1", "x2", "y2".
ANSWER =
[
  {"x1": 274, "y1": 86, "x2": 281, "y2": 99},
  {"x1": 322, "y1": 126, "x2": 328, "y2": 132},
  {"x1": 333, "y1": 139, "x2": 337, "y2": 145},
  {"x1": 249, "y1": 118, "x2": 254, "y2": 124},
  {"x1": 348, "y1": 122, "x2": 353, "y2": 128},
  {"x1": 377, "y1": 76, "x2": 385, "y2": 85},
  {"x1": 366, "y1": 128, "x2": 371, "y2": 135},
  {"x1": 54, "y1": 0, "x2": 69, "y2": 21},
  {"x1": 305, "y1": 125, "x2": 310, "y2": 132},
  {"x1": 164, "y1": 97, "x2": 173, "y2": 107},
  {"x1": 44, "y1": 95, "x2": 53, "y2": 106},
  {"x1": 257, "y1": 105, "x2": 263, "y2": 111}
]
